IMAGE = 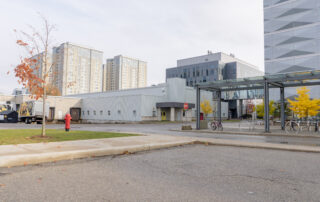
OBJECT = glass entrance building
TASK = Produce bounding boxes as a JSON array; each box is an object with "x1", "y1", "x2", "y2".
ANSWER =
[{"x1": 264, "y1": 0, "x2": 320, "y2": 98}]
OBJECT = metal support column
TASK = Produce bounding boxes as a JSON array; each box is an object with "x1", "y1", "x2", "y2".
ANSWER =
[
  {"x1": 239, "y1": 99, "x2": 243, "y2": 118},
  {"x1": 217, "y1": 90, "x2": 222, "y2": 124},
  {"x1": 280, "y1": 87, "x2": 285, "y2": 130},
  {"x1": 264, "y1": 81, "x2": 270, "y2": 133},
  {"x1": 196, "y1": 86, "x2": 200, "y2": 130}
]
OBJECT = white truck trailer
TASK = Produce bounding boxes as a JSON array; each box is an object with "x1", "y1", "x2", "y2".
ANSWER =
[{"x1": 19, "y1": 101, "x2": 49, "y2": 124}]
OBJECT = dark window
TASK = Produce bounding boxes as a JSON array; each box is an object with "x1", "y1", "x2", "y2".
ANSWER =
[
  {"x1": 206, "y1": 69, "x2": 209, "y2": 76},
  {"x1": 100, "y1": 110, "x2": 103, "y2": 115},
  {"x1": 108, "y1": 110, "x2": 111, "y2": 116}
]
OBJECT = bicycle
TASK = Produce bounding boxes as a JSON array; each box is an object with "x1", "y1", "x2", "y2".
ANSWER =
[
  {"x1": 285, "y1": 119, "x2": 319, "y2": 135},
  {"x1": 285, "y1": 120, "x2": 299, "y2": 134},
  {"x1": 209, "y1": 120, "x2": 223, "y2": 131}
]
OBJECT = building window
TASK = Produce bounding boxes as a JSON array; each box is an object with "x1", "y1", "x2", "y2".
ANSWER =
[
  {"x1": 94, "y1": 110, "x2": 96, "y2": 115},
  {"x1": 108, "y1": 110, "x2": 111, "y2": 116},
  {"x1": 100, "y1": 110, "x2": 103, "y2": 115},
  {"x1": 82, "y1": 111, "x2": 84, "y2": 116},
  {"x1": 118, "y1": 110, "x2": 121, "y2": 114},
  {"x1": 133, "y1": 110, "x2": 136, "y2": 116},
  {"x1": 87, "y1": 110, "x2": 90, "y2": 115},
  {"x1": 206, "y1": 69, "x2": 209, "y2": 76}
]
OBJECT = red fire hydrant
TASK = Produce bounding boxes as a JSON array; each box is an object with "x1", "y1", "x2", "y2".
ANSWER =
[{"x1": 64, "y1": 113, "x2": 72, "y2": 132}]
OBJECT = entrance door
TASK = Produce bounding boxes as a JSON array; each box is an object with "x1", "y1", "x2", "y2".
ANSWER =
[
  {"x1": 48, "y1": 107, "x2": 55, "y2": 121},
  {"x1": 161, "y1": 111, "x2": 166, "y2": 121},
  {"x1": 70, "y1": 108, "x2": 81, "y2": 121}
]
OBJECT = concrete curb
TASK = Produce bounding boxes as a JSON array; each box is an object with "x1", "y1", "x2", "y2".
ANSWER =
[
  {"x1": 194, "y1": 139, "x2": 320, "y2": 153},
  {"x1": 0, "y1": 140, "x2": 193, "y2": 168},
  {"x1": 171, "y1": 129, "x2": 320, "y2": 138}
]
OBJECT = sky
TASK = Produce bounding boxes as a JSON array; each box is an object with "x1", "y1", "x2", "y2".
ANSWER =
[{"x1": 0, "y1": 0, "x2": 264, "y2": 94}]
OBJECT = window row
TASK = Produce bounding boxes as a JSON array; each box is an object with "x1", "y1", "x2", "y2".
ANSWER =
[{"x1": 82, "y1": 110, "x2": 137, "y2": 116}]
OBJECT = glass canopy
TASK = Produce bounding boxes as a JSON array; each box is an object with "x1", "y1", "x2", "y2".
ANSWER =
[{"x1": 196, "y1": 70, "x2": 320, "y2": 92}]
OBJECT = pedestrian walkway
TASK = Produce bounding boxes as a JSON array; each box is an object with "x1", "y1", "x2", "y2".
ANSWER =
[{"x1": 0, "y1": 135, "x2": 194, "y2": 168}]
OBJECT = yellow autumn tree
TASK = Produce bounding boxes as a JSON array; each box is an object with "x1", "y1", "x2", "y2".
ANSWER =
[
  {"x1": 200, "y1": 100, "x2": 213, "y2": 119},
  {"x1": 288, "y1": 87, "x2": 320, "y2": 118},
  {"x1": 254, "y1": 100, "x2": 276, "y2": 118}
]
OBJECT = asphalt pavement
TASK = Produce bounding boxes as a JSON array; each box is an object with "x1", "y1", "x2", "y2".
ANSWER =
[{"x1": 1, "y1": 145, "x2": 319, "y2": 202}]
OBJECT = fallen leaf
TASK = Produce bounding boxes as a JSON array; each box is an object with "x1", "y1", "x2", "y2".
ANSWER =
[
  {"x1": 0, "y1": 184, "x2": 5, "y2": 187},
  {"x1": 23, "y1": 162, "x2": 28, "y2": 166},
  {"x1": 122, "y1": 151, "x2": 130, "y2": 155}
]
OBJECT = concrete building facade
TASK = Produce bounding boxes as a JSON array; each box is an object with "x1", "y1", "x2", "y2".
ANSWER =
[
  {"x1": 264, "y1": 0, "x2": 320, "y2": 98},
  {"x1": 103, "y1": 55, "x2": 147, "y2": 91},
  {"x1": 52, "y1": 42, "x2": 103, "y2": 96},
  {"x1": 69, "y1": 78, "x2": 228, "y2": 123},
  {"x1": 30, "y1": 52, "x2": 53, "y2": 85},
  {"x1": 1, "y1": 78, "x2": 228, "y2": 123}
]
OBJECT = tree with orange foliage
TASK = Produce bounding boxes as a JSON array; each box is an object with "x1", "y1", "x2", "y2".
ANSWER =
[{"x1": 14, "y1": 15, "x2": 55, "y2": 137}]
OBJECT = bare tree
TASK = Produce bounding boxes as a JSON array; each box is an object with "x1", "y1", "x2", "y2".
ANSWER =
[{"x1": 14, "y1": 15, "x2": 56, "y2": 137}]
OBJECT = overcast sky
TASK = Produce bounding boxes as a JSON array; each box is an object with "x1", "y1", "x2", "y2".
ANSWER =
[{"x1": 0, "y1": 0, "x2": 264, "y2": 94}]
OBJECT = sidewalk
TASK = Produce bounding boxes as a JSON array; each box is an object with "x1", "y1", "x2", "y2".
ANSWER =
[
  {"x1": 1, "y1": 134, "x2": 320, "y2": 168},
  {"x1": 0, "y1": 135, "x2": 194, "y2": 168}
]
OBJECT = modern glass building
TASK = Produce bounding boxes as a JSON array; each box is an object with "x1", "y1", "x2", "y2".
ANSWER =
[
  {"x1": 166, "y1": 52, "x2": 263, "y2": 118},
  {"x1": 264, "y1": 0, "x2": 320, "y2": 98},
  {"x1": 166, "y1": 52, "x2": 263, "y2": 87}
]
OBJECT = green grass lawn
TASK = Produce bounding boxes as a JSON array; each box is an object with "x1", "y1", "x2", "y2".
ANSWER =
[{"x1": 0, "y1": 129, "x2": 137, "y2": 145}]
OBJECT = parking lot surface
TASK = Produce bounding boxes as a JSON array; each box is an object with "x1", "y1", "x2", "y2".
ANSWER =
[{"x1": 1, "y1": 145, "x2": 320, "y2": 202}]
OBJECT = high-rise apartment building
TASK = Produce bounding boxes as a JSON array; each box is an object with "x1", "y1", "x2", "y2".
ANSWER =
[
  {"x1": 30, "y1": 52, "x2": 53, "y2": 84},
  {"x1": 103, "y1": 55, "x2": 147, "y2": 91},
  {"x1": 264, "y1": 0, "x2": 320, "y2": 98},
  {"x1": 52, "y1": 42, "x2": 103, "y2": 95}
]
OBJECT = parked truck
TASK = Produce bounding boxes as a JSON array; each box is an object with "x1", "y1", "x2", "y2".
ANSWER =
[{"x1": 19, "y1": 101, "x2": 49, "y2": 124}]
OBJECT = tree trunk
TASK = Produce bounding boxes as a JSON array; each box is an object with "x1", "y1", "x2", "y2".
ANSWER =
[{"x1": 41, "y1": 88, "x2": 46, "y2": 137}]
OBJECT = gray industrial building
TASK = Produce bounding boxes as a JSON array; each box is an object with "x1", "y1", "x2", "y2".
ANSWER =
[
  {"x1": 69, "y1": 78, "x2": 228, "y2": 123},
  {"x1": 166, "y1": 52, "x2": 263, "y2": 118},
  {"x1": 264, "y1": 0, "x2": 320, "y2": 99}
]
